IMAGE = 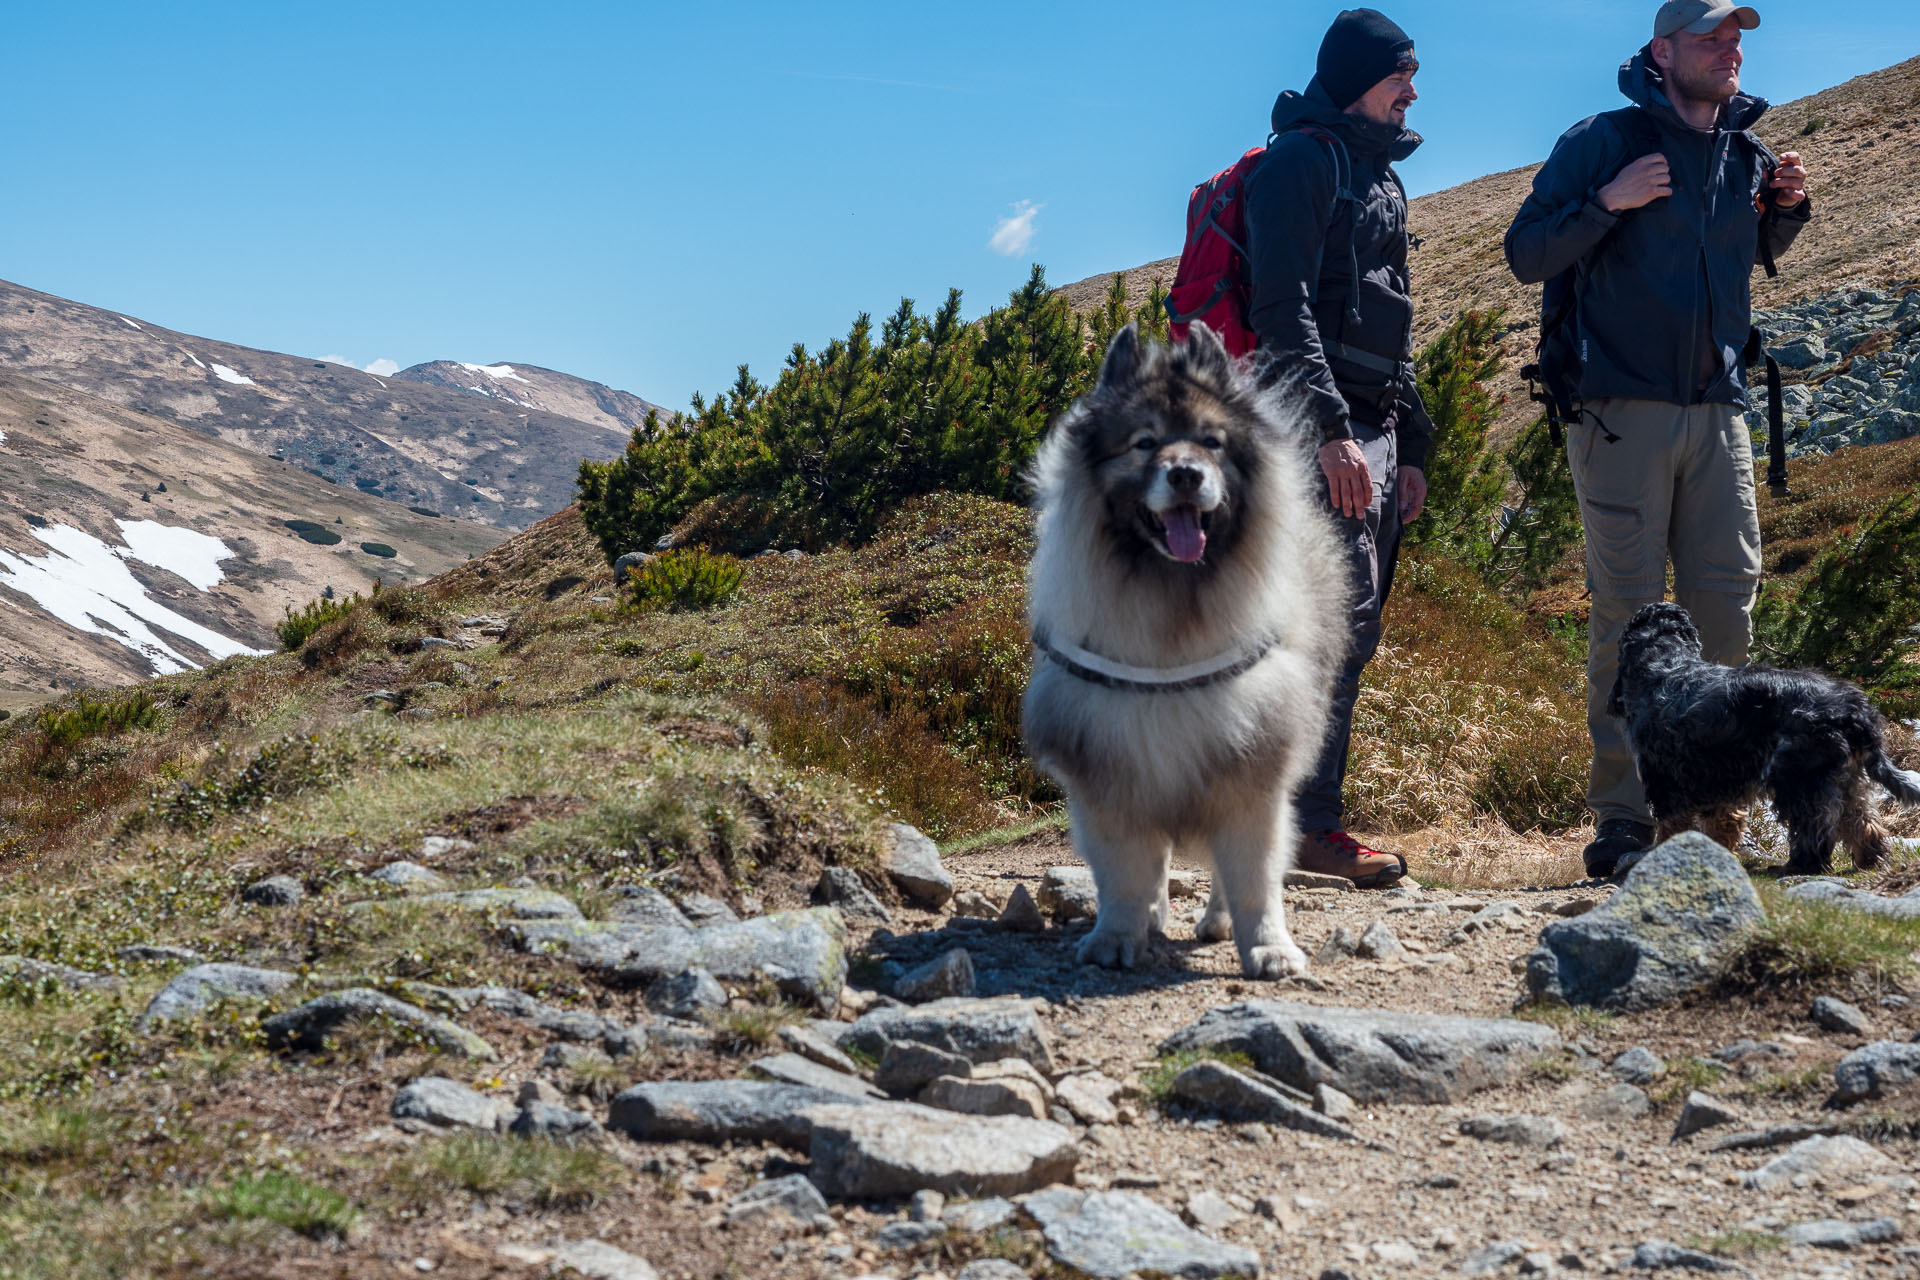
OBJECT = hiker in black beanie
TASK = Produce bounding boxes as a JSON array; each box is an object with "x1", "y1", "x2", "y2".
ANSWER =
[{"x1": 1242, "y1": 9, "x2": 1429, "y2": 888}]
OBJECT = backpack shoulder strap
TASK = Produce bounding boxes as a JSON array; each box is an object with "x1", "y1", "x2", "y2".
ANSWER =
[
  {"x1": 1736, "y1": 128, "x2": 1781, "y2": 278},
  {"x1": 1291, "y1": 125, "x2": 1365, "y2": 331}
]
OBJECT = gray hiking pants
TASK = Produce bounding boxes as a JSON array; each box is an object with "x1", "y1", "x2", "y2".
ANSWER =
[
  {"x1": 1297, "y1": 422, "x2": 1400, "y2": 833},
  {"x1": 1569, "y1": 398, "x2": 1763, "y2": 825}
]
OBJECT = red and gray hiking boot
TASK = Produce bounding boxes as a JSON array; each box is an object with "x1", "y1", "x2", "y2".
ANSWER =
[{"x1": 1295, "y1": 829, "x2": 1409, "y2": 890}]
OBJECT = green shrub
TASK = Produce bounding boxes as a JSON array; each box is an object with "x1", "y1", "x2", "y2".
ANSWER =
[
  {"x1": 1727, "y1": 886, "x2": 1920, "y2": 988},
  {"x1": 283, "y1": 519, "x2": 342, "y2": 546},
  {"x1": 577, "y1": 266, "x2": 1170, "y2": 559},
  {"x1": 396, "y1": 1132, "x2": 620, "y2": 1209},
  {"x1": 1753, "y1": 488, "x2": 1920, "y2": 699},
  {"x1": 204, "y1": 1170, "x2": 359, "y2": 1240},
  {"x1": 34, "y1": 692, "x2": 158, "y2": 749},
  {"x1": 277, "y1": 593, "x2": 360, "y2": 650},
  {"x1": 358, "y1": 541, "x2": 397, "y2": 558},
  {"x1": 627, "y1": 548, "x2": 744, "y2": 612},
  {"x1": 407, "y1": 505, "x2": 442, "y2": 518}
]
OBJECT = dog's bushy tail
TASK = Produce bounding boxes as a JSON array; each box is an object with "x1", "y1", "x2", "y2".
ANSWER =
[{"x1": 1870, "y1": 750, "x2": 1920, "y2": 806}]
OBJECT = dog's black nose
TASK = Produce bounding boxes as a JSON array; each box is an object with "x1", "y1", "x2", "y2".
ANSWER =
[{"x1": 1166, "y1": 463, "x2": 1203, "y2": 493}]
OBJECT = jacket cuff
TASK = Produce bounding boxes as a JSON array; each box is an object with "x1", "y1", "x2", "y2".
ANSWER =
[{"x1": 1396, "y1": 436, "x2": 1430, "y2": 472}]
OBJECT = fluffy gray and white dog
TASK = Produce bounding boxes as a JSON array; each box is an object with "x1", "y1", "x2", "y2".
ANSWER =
[{"x1": 1022, "y1": 322, "x2": 1350, "y2": 978}]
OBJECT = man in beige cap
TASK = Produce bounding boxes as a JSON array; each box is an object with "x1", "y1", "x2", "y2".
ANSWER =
[{"x1": 1505, "y1": 0, "x2": 1811, "y2": 877}]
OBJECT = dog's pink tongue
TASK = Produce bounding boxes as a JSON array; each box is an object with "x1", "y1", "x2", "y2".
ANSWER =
[{"x1": 1164, "y1": 507, "x2": 1206, "y2": 563}]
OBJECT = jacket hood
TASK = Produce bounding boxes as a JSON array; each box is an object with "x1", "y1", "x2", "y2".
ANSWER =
[
  {"x1": 1272, "y1": 77, "x2": 1423, "y2": 161},
  {"x1": 1618, "y1": 45, "x2": 1769, "y2": 133}
]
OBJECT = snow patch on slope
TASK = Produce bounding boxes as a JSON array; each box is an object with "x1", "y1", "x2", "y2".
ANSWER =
[
  {"x1": 119, "y1": 316, "x2": 143, "y2": 331},
  {"x1": 114, "y1": 519, "x2": 235, "y2": 592},
  {"x1": 0, "y1": 524, "x2": 263, "y2": 675},
  {"x1": 210, "y1": 363, "x2": 256, "y2": 386},
  {"x1": 459, "y1": 363, "x2": 530, "y2": 384}
]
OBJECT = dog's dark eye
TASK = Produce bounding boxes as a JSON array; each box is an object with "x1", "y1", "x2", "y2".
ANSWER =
[
  {"x1": 1131, "y1": 436, "x2": 1156, "y2": 453},
  {"x1": 1200, "y1": 436, "x2": 1223, "y2": 450}
]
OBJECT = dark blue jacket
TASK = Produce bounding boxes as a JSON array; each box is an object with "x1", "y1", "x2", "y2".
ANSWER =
[
  {"x1": 1505, "y1": 47, "x2": 1811, "y2": 409},
  {"x1": 1246, "y1": 79, "x2": 1434, "y2": 470}
]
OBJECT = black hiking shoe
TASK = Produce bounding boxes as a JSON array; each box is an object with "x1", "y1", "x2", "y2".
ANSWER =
[{"x1": 1583, "y1": 818, "x2": 1654, "y2": 880}]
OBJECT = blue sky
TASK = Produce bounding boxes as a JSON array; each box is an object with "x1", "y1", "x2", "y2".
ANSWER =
[{"x1": 4, "y1": 2, "x2": 1915, "y2": 412}]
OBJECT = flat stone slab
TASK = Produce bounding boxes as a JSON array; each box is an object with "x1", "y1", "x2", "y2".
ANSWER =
[
  {"x1": 1743, "y1": 1135, "x2": 1900, "y2": 1192},
  {"x1": 369, "y1": 861, "x2": 449, "y2": 892},
  {"x1": 752, "y1": 1052, "x2": 885, "y2": 1099},
  {"x1": 724, "y1": 1173, "x2": 831, "y2": 1228},
  {"x1": 496, "y1": 1240, "x2": 657, "y2": 1280},
  {"x1": 1160, "y1": 1000, "x2": 1558, "y2": 1104},
  {"x1": 1023, "y1": 1187, "x2": 1262, "y2": 1278},
  {"x1": 1780, "y1": 1217, "x2": 1901, "y2": 1249},
  {"x1": 263, "y1": 988, "x2": 498, "y2": 1060},
  {"x1": 837, "y1": 996, "x2": 1056, "y2": 1074},
  {"x1": 806, "y1": 1101, "x2": 1076, "y2": 1198},
  {"x1": 511, "y1": 908, "x2": 847, "y2": 1009},
  {"x1": 405, "y1": 887, "x2": 583, "y2": 920},
  {"x1": 1525, "y1": 832, "x2": 1764, "y2": 1011},
  {"x1": 0, "y1": 955, "x2": 118, "y2": 992},
  {"x1": 881, "y1": 823, "x2": 954, "y2": 908},
  {"x1": 137, "y1": 963, "x2": 298, "y2": 1031},
  {"x1": 606, "y1": 1081, "x2": 876, "y2": 1148},
  {"x1": 1781, "y1": 880, "x2": 1920, "y2": 920}
]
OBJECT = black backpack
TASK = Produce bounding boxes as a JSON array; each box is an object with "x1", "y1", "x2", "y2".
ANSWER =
[{"x1": 1521, "y1": 108, "x2": 1789, "y2": 496}]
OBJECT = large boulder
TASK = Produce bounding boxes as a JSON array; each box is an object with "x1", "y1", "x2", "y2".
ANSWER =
[
  {"x1": 1160, "y1": 1001, "x2": 1557, "y2": 1105},
  {"x1": 1524, "y1": 832, "x2": 1764, "y2": 1010},
  {"x1": 1829, "y1": 1039, "x2": 1920, "y2": 1105},
  {"x1": 805, "y1": 1102, "x2": 1077, "y2": 1198},
  {"x1": 1023, "y1": 1188, "x2": 1261, "y2": 1279},
  {"x1": 511, "y1": 907, "x2": 848, "y2": 1010},
  {"x1": 392, "y1": 1076, "x2": 510, "y2": 1130}
]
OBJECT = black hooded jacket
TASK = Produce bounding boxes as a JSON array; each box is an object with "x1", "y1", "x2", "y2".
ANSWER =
[
  {"x1": 1504, "y1": 47, "x2": 1811, "y2": 409},
  {"x1": 1245, "y1": 78, "x2": 1434, "y2": 470}
]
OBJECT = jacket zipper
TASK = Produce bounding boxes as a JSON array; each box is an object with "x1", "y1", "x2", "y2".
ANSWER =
[{"x1": 1688, "y1": 129, "x2": 1731, "y2": 404}]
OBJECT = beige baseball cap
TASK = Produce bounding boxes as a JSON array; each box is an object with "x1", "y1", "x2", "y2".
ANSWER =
[{"x1": 1654, "y1": 0, "x2": 1760, "y2": 38}]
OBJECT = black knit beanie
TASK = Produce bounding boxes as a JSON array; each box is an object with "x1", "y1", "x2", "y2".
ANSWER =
[{"x1": 1316, "y1": 9, "x2": 1416, "y2": 110}]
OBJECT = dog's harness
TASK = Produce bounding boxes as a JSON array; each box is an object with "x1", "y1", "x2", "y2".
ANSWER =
[{"x1": 1032, "y1": 630, "x2": 1278, "y2": 694}]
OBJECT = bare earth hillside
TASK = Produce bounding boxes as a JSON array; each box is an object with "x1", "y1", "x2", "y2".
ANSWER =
[
  {"x1": 393, "y1": 360, "x2": 668, "y2": 437},
  {"x1": 0, "y1": 370, "x2": 500, "y2": 710},
  {"x1": 1062, "y1": 55, "x2": 1920, "y2": 439},
  {"x1": 0, "y1": 277, "x2": 644, "y2": 529}
]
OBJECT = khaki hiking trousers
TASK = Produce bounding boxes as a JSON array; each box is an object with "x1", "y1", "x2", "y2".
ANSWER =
[{"x1": 1567, "y1": 398, "x2": 1763, "y2": 826}]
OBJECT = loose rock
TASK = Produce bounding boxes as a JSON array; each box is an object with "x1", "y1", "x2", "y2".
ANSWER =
[
  {"x1": 874, "y1": 1220, "x2": 947, "y2": 1250},
  {"x1": 998, "y1": 884, "x2": 1045, "y2": 933},
  {"x1": 778, "y1": 1023, "x2": 864, "y2": 1076},
  {"x1": 509, "y1": 1100, "x2": 601, "y2": 1140},
  {"x1": 880, "y1": 823, "x2": 954, "y2": 908},
  {"x1": 392, "y1": 1076, "x2": 508, "y2": 1131},
  {"x1": 406, "y1": 887, "x2": 582, "y2": 920},
  {"x1": 1609, "y1": 1046, "x2": 1666, "y2": 1085},
  {"x1": 1627, "y1": 1240, "x2": 1747, "y2": 1272},
  {"x1": 1166, "y1": 1060, "x2": 1362, "y2": 1142},
  {"x1": 944, "y1": 1196, "x2": 1015, "y2": 1232},
  {"x1": 1524, "y1": 832, "x2": 1764, "y2": 1010},
  {"x1": 114, "y1": 944, "x2": 204, "y2": 966},
  {"x1": 241, "y1": 875, "x2": 304, "y2": 906},
  {"x1": 1743, "y1": 1134, "x2": 1899, "y2": 1191},
  {"x1": 1039, "y1": 865, "x2": 1099, "y2": 921},
  {"x1": 1779, "y1": 1217, "x2": 1901, "y2": 1249},
  {"x1": 875, "y1": 1040, "x2": 973, "y2": 1097},
  {"x1": 895, "y1": 948, "x2": 976, "y2": 1003},
  {"x1": 724, "y1": 1173, "x2": 831, "y2": 1229},
  {"x1": 419, "y1": 835, "x2": 475, "y2": 860},
  {"x1": 1671, "y1": 1091, "x2": 1741, "y2": 1142},
  {"x1": 1780, "y1": 879, "x2": 1920, "y2": 920},
  {"x1": 368, "y1": 861, "x2": 448, "y2": 892},
  {"x1": 1706, "y1": 1121, "x2": 1838, "y2": 1152},
  {"x1": 955, "y1": 1262, "x2": 1026, "y2": 1280},
  {"x1": 678, "y1": 893, "x2": 738, "y2": 927},
  {"x1": 1162, "y1": 1000, "x2": 1558, "y2": 1104},
  {"x1": 1023, "y1": 1187, "x2": 1262, "y2": 1279},
  {"x1": 263, "y1": 988, "x2": 498, "y2": 1060},
  {"x1": 1828, "y1": 1038, "x2": 1920, "y2": 1105},
  {"x1": 1458, "y1": 1114, "x2": 1564, "y2": 1147},
  {"x1": 1355, "y1": 920, "x2": 1406, "y2": 960},
  {"x1": 0, "y1": 955, "x2": 118, "y2": 992},
  {"x1": 1460, "y1": 1242, "x2": 1528, "y2": 1275},
  {"x1": 1810, "y1": 995, "x2": 1872, "y2": 1037},
  {"x1": 609, "y1": 886, "x2": 693, "y2": 929},
  {"x1": 814, "y1": 867, "x2": 892, "y2": 924},
  {"x1": 646, "y1": 968, "x2": 728, "y2": 1019},
  {"x1": 805, "y1": 1101, "x2": 1077, "y2": 1198},
  {"x1": 1055, "y1": 1071, "x2": 1122, "y2": 1125}
]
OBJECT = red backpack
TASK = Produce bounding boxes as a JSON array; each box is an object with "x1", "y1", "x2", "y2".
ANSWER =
[{"x1": 1166, "y1": 126, "x2": 1360, "y2": 359}]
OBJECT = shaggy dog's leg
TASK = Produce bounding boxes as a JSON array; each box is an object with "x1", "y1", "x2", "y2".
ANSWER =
[
  {"x1": 1774, "y1": 775, "x2": 1846, "y2": 875},
  {"x1": 1071, "y1": 798, "x2": 1167, "y2": 970},
  {"x1": 1208, "y1": 790, "x2": 1307, "y2": 979},
  {"x1": 1838, "y1": 772, "x2": 1890, "y2": 870},
  {"x1": 1654, "y1": 816, "x2": 1692, "y2": 844},
  {"x1": 1196, "y1": 884, "x2": 1233, "y2": 942},
  {"x1": 1702, "y1": 805, "x2": 1745, "y2": 853}
]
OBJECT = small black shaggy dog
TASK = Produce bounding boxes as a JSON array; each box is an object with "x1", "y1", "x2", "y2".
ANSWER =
[{"x1": 1609, "y1": 601, "x2": 1920, "y2": 874}]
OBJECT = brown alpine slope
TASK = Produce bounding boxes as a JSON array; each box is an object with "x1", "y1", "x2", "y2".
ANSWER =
[
  {"x1": 0, "y1": 277, "x2": 648, "y2": 529},
  {"x1": 392, "y1": 359, "x2": 667, "y2": 437},
  {"x1": 1062, "y1": 54, "x2": 1920, "y2": 438},
  {"x1": 0, "y1": 370, "x2": 501, "y2": 710}
]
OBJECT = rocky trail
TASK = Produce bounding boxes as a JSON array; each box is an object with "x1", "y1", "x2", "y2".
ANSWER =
[{"x1": 48, "y1": 817, "x2": 1920, "y2": 1280}]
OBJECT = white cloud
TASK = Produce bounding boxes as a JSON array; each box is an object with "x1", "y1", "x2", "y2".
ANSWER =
[
  {"x1": 988, "y1": 200, "x2": 1041, "y2": 257},
  {"x1": 318, "y1": 354, "x2": 401, "y2": 377}
]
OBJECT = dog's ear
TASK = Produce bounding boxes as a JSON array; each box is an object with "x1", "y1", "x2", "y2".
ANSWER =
[
  {"x1": 1183, "y1": 321, "x2": 1234, "y2": 391},
  {"x1": 1096, "y1": 323, "x2": 1141, "y2": 393},
  {"x1": 1606, "y1": 671, "x2": 1627, "y2": 719}
]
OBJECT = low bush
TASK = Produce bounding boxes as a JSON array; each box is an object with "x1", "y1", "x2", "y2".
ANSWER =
[
  {"x1": 395, "y1": 1132, "x2": 621, "y2": 1210},
  {"x1": 358, "y1": 541, "x2": 397, "y2": 558},
  {"x1": 204, "y1": 1170, "x2": 359, "y2": 1241},
  {"x1": 282, "y1": 519, "x2": 342, "y2": 546},
  {"x1": 277, "y1": 593, "x2": 359, "y2": 650},
  {"x1": 34, "y1": 692, "x2": 158, "y2": 749},
  {"x1": 626, "y1": 548, "x2": 744, "y2": 612}
]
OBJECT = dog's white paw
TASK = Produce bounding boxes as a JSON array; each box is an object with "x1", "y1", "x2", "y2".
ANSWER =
[
  {"x1": 1077, "y1": 927, "x2": 1147, "y2": 970},
  {"x1": 1241, "y1": 942, "x2": 1309, "y2": 980},
  {"x1": 1195, "y1": 908, "x2": 1233, "y2": 943}
]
